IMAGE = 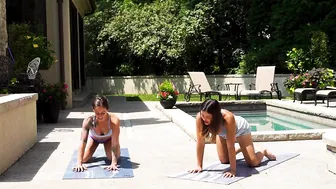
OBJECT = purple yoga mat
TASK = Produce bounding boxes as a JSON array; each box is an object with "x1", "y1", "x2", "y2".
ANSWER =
[{"x1": 168, "y1": 153, "x2": 300, "y2": 185}]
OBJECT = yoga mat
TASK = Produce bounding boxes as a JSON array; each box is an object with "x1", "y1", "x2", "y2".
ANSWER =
[
  {"x1": 168, "y1": 153, "x2": 299, "y2": 185},
  {"x1": 63, "y1": 148, "x2": 134, "y2": 179}
]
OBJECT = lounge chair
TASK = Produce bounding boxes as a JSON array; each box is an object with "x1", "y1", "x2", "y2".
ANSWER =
[
  {"x1": 314, "y1": 86, "x2": 336, "y2": 107},
  {"x1": 293, "y1": 70, "x2": 322, "y2": 104},
  {"x1": 293, "y1": 88, "x2": 318, "y2": 104},
  {"x1": 184, "y1": 72, "x2": 237, "y2": 102},
  {"x1": 238, "y1": 66, "x2": 282, "y2": 100}
]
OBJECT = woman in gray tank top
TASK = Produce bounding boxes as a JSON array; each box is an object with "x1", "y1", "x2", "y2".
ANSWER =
[
  {"x1": 188, "y1": 99, "x2": 276, "y2": 178},
  {"x1": 73, "y1": 95, "x2": 121, "y2": 172}
]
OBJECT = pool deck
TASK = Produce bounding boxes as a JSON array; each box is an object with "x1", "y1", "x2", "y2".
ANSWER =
[
  {"x1": 0, "y1": 97, "x2": 335, "y2": 189},
  {"x1": 157, "y1": 99, "x2": 336, "y2": 142}
]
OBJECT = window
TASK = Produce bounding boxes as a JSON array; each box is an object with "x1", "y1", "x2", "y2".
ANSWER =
[{"x1": 6, "y1": 0, "x2": 47, "y2": 36}]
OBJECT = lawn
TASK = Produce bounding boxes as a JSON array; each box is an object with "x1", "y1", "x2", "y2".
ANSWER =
[{"x1": 108, "y1": 94, "x2": 292, "y2": 101}]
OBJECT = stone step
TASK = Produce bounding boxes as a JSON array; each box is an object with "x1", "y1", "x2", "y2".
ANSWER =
[
  {"x1": 323, "y1": 132, "x2": 336, "y2": 175},
  {"x1": 72, "y1": 90, "x2": 93, "y2": 108}
]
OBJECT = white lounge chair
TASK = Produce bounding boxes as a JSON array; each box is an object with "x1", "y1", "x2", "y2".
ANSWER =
[
  {"x1": 239, "y1": 66, "x2": 282, "y2": 100},
  {"x1": 184, "y1": 72, "x2": 237, "y2": 102}
]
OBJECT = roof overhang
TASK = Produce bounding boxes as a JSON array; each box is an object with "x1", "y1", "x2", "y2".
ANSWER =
[{"x1": 72, "y1": 0, "x2": 96, "y2": 17}]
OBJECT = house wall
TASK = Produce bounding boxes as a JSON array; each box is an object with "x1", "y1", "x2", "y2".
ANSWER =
[
  {"x1": 41, "y1": 0, "x2": 85, "y2": 109},
  {"x1": 63, "y1": 0, "x2": 73, "y2": 108},
  {"x1": 40, "y1": 0, "x2": 60, "y2": 84},
  {"x1": 39, "y1": 0, "x2": 93, "y2": 109}
]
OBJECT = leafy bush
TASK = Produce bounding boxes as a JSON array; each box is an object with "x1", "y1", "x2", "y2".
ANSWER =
[
  {"x1": 285, "y1": 31, "x2": 330, "y2": 74},
  {"x1": 8, "y1": 23, "x2": 56, "y2": 73},
  {"x1": 284, "y1": 68, "x2": 335, "y2": 94},
  {"x1": 157, "y1": 79, "x2": 179, "y2": 100},
  {"x1": 285, "y1": 48, "x2": 311, "y2": 74}
]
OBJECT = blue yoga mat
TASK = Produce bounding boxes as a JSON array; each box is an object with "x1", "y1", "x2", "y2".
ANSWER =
[
  {"x1": 63, "y1": 148, "x2": 134, "y2": 179},
  {"x1": 168, "y1": 152, "x2": 299, "y2": 185}
]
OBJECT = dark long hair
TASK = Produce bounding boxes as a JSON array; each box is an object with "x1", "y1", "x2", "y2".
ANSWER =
[
  {"x1": 92, "y1": 95, "x2": 109, "y2": 110},
  {"x1": 200, "y1": 99, "x2": 222, "y2": 142},
  {"x1": 91, "y1": 95, "x2": 109, "y2": 127}
]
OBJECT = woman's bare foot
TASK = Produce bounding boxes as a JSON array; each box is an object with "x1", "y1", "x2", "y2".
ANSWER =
[{"x1": 264, "y1": 149, "x2": 276, "y2": 160}]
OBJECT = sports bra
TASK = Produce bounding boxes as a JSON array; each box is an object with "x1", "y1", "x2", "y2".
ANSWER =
[{"x1": 89, "y1": 115, "x2": 113, "y2": 140}]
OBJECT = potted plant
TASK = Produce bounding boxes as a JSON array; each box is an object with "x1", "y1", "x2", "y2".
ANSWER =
[
  {"x1": 60, "y1": 83, "x2": 69, "y2": 110},
  {"x1": 157, "y1": 80, "x2": 179, "y2": 109},
  {"x1": 39, "y1": 82, "x2": 68, "y2": 123}
]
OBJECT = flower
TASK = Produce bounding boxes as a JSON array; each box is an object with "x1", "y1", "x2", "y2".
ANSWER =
[
  {"x1": 283, "y1": 68, "x2": 336, "y2": 94},
  {"x1": 157, "y1": 80, "x2": 179, "y2": 100},
  {"x1": 39, "y1": 82, "x2": 69, "y2": 103}
]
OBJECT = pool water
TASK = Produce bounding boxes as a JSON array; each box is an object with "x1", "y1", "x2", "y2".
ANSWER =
[{"x1": 185, "y1": 110, "x2": 330, "y2": 131}]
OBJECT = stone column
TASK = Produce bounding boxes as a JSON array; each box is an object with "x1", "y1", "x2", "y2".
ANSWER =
[
  {"x1": 0, "y1": 0, "x2": 8, "y2": 56},
  {"x1": 63, "y1": 0, "x2": 72, "y2": 108}
]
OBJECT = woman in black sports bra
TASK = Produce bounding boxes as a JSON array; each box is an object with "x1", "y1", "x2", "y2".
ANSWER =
[{"x1": 73, "y1": 95, "x2": 121, "y2": 172}]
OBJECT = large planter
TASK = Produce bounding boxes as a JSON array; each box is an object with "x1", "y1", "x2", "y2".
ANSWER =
[
  {"x1": 43, "y1": 101, "x2": 61, "y2": 123},
  {"x1": 36, "y1": 101, "x2": 44, "y2": 123},
  {"x1": 160, "y1": 98, "x2": 177, "y2": 109},
  {"x1": 61, "y1": 100, "x2": 67, "y2": 110}
]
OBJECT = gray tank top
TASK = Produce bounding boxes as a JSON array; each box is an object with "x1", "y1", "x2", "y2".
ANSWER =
[{"x1": 218, "y1": 113, "x2": 250, "y2": 137}]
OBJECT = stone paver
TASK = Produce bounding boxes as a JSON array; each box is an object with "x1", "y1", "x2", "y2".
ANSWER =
[{"x1": 0, "y1": 98, "x2": 335, "y2": 189}]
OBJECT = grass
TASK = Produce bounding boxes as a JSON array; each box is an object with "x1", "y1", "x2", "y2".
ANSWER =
[{"x1": 108, "y1": 94, "x2": 293, "y2": 101}]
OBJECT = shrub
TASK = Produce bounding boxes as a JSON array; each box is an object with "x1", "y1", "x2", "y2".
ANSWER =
[
  {"x1": 284, "y1": 68, "x2": 335, "y2": 94},
  {"x1": 8, "y1": 23, "x2": 56, "y2": 73}
]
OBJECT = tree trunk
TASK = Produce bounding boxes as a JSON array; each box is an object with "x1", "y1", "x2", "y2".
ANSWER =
[{"x1": 0, "y1": 0, "x2": 7, "y2": 56}]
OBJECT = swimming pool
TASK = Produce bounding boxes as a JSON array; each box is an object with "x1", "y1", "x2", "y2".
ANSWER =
[
  {"x1": 184, "y1": 110, "x2": 331, "y2": 132},
  {"x1": 156, "y1": 100, "x2": 336, "y2": 142}
]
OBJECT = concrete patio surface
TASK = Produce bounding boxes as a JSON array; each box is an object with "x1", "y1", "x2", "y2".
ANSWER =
[{"x1": 0, "y1": 97, "x2": 335, "y2": 189}]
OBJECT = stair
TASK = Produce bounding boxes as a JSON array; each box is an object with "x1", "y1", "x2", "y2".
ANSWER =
[{"x1": 72, "y1": 89, "x2": 93, "y2": 108}]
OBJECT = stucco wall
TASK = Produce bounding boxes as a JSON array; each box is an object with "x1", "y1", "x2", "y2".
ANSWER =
[
  {"x1": 40, "y1": 0, "x2": 73, "y2": 108},
  {"x1": 0, "y1": 94, "x2": 38, "y2": 175},
  {"x1": 86, "y1": 74, "x2": 290, "y2": 97},
  {"x1": 40, "y1": 0, "x2": 61, "y2": 84},
  {"x1": 0, "y1": 0, "x2": 8, "y2": 56}
]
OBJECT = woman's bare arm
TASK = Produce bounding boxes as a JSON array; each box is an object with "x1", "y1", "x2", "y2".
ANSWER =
[
  {"x1": 223, "y1": 112, "x2": 237, "y2": 174},
  {"x1": 195, "y1": 113, "x2": 206, "y2": 168},
  {"x1": 110, "y1": 114, "x2": 120, "y2": 165},
  {"x1": 77, "y1": 117, "x2": 91, "y2": 165}
]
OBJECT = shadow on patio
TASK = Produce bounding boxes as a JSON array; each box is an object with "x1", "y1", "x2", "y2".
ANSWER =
[{"x1": 0, "y1": 142, "x2": 60, "y2": 182}]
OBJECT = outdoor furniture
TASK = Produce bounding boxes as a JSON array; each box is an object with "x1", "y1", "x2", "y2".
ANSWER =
[
  {"x1": 184, "y1": 71, "x2": 238, "y2": 102},
  {"x1": 0, "y1": 55, "x2": 14, "y2": 92},
  {"x1": 26, "y1": 57, "x2": 40, "y2": 79},
  {"x1": 294, "y1": 88, "x2": 318, "y2": 104},
  {"x1": 225, "y1": 82, "x2": 242, "y2": 100},
  {"x1": 239, "y1": 66, "x2": 282, "y2": 100},
  {"x1": 314, "y1": 86, "x2": 336, "y2": 107},
  {"x1": 293, "y1": 69, "x2": 323, "y2": 104},
  {"x1": 14, "y1": 57, "x2": 41, "y2": 93}
]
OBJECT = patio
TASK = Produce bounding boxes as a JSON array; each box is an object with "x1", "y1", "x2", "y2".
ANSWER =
[{"x1": 0, "y1": 97, "x2": 335, "y2": 189}]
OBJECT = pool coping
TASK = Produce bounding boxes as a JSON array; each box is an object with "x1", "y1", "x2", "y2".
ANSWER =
[{"x1": 155, "y1": 100, "x2": 336, "y2": 143}]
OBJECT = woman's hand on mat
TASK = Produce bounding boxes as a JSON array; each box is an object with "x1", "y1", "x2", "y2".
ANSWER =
[
  {"x1": 73, "y1": 164, "x2": 87, "y2": 172},
  {"x1": 105, "y1": 164, "x2": 119, "y2": 171},
  {"x1": 188, "y1": 166, "x2": 202, "y2": 173},
  {"x1": 223, "y1": 170, "x2": 236, "y2": 178}
]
